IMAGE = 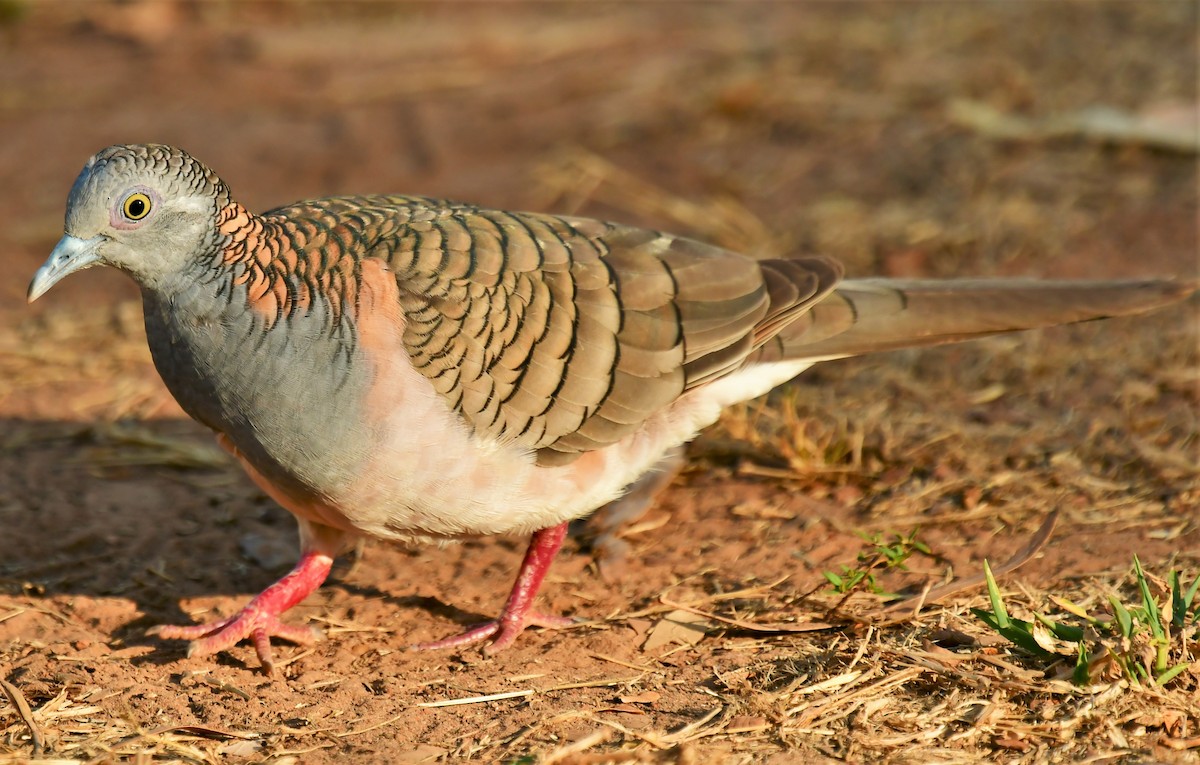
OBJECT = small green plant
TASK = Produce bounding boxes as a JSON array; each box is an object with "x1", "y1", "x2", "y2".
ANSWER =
[
  {"x1": 823, "y1": 529, "x2": 933, "y2": 597},
  {"x1": 973, "y1": 555, "x2": 1200, "y2": 686}
]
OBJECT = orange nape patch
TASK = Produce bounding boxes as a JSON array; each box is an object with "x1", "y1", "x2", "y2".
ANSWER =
[{"x1": 214, "y1": 202, "x2": 359, "y2": 327}]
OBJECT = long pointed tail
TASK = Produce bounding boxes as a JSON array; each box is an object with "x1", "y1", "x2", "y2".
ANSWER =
[{"x1": 759, "y1": 277, "x2": 1196, "y2": 362}]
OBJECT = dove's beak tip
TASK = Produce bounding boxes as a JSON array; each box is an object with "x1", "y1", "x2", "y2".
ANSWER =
[{"x1": 28, "y1": 234, "x2": 104, "y2": 303}]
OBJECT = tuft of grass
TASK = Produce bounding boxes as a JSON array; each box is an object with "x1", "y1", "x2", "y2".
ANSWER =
[
  {"x1": 974, "y1": 555, "x2": 1200, "y2": 687},
  {"x1": 823, "y1": 529, "x2": 933, "y2": 598}
]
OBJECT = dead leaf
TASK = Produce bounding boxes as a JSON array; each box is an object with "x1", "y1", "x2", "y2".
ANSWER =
[
  {"x1": 1135, "y1": 709, "x2": 1188, "y2": 737},
  {"x1": 994, "y1": 736, "x2": 1031, "y2": 752},
  {"x1": 927, "y1": 629, "x2": 978, "y2": 648},
  {"x1": 217, "y1": 739, "x2": 264, "y2": 757},
  {"x1": 618, "y1": 690, "x2": 661, "y2": 704},
  {"x1": 726, "y1": 715, "x2": 770, "y2": 733},
  {"x1": 642, "y1": 609, "x2": 712, "y2": 651},
  {"x1": 624, "y1": 618, "x2": 653, "y2": 639},
  {"x1": 147, "y1": 724, "x2": 258, "y2": 740},
  {"x1": 1031, "y1": 621, "x2": 1068, "y2": 655}
]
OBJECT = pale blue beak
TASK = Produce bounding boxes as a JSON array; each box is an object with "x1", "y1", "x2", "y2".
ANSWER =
[{"x1": 28, "y1": 235, "x2": 105, "y2": 303}]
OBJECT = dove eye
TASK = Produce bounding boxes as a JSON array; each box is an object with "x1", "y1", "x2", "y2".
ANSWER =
[{"x1": 122, "y1": 192, "x2": 152, "y2": 221}]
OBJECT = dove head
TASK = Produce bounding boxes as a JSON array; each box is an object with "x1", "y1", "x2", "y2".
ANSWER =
[{"x1": 29, "y1": 144, "x2": 232, "y2": 302}]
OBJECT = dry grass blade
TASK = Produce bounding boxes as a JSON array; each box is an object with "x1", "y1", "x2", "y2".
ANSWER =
[
  {"x1": 543, "y1": 676, "x2": 642, "y2": 693},
  {"x1": 418, "y1": 690, "x2": 535, "y2": 708},
  {"x1": 418, "y1": 676, "x2": 640, "y2": 708},
  {"x1": 947, "y1": 98, "x2": 1200, "y2": 153},
  {"x1": 0, "y1": 607, "x2": 25, "y2": 623},
  {"x1": 145, "y1": 724, "x2": 259, "y2": 740},
  {"x1": 788, "y1": 666, "x2": 927, "y2": 726},
  {"x1": 658, "y1": 598, "x2": 836, "y2": 634},
  {"x1": 0, "y1": 679, "x2": 45, "y2": 756},
  {"x1": 183, "y1": 673, "x2": 253, "y2": 702},
  {"x1": 540, "y1": 730, "x2": 614, "y2": 765},
  {"x1": 332, "y1": 713, "x2": 408, "y2": 738},
  {"x1": 590, "y1": 653, "x2": 658, "y2": 672}
]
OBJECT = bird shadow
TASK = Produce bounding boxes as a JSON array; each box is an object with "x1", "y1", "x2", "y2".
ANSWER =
[{"x1": 0, "y1": 417, "x2": 585, "y2": 669}]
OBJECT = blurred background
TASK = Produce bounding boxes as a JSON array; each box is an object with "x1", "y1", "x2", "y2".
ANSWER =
[{"x1": 2, "y1": 1, "x2": 1195, "y2": 320}]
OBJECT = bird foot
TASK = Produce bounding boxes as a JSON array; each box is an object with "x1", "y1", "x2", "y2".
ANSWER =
[
  {"x1": 150, "y1": 607, "x2": 323, "y2": 675},
  {"x1": 412, "y1": 522, "x2": 574, "y2": 655},
  {"x1": 148, "y1": 550, "x2": 333, "y2": 675},
  {"x1": 411, "y1": 611, "x2": 576, "y2": 654}
]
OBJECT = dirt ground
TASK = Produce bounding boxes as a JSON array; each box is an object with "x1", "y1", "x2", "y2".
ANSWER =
[{"x1": 1, "y1": 3, "x2": 1197, "y2": 763}]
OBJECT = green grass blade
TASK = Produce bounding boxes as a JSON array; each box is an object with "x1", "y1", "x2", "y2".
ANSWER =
[
  {"x1": 1035, "y1": 612, "x2": 1084, "y2": 643},
  {"x1": 1134, "y1": 555, "x2": 1165, "y2": 641},
  {"x1": 1156, "y1": 663, "x2": 1190, "y2": 686},
  {"x1": 1072, "y1": 643, "x2": 1091, "y2": 686},
  {"x1": 1184, "y1": 573, "x2": 1200, "y2": 623},
  {"x1": 1170, "y1": 571, "x2": 1185, "y2": 629},
  {"x1": 999, "y1": 624, "x2": 1056, "y2": 658},
  {"x1": 971, "y1": 608, "x2": 1003, "y2": 632},
  {"x1": 983, "y1": 559, "x2": 1011, "y2": 630},
  {"x1": 1109, "y1": 595, "x2": 1133, "y2": 639},
  {"x1": 1049, "y1": 595, "x2": 1091, "y2": 620}
]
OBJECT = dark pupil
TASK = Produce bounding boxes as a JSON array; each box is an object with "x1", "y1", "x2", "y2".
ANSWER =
[{"x1": 128, "y1": 198, "x2": 145, "y2": 217}]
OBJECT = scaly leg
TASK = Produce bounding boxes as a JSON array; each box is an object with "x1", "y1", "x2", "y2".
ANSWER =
[
  {"x1": 412, "y1": 522, "x2": 574, "y2": 654},
  {"x1": 149, "y1": 517, "x2": 346, "y2": 675},
  {"x1": 149, "y1": 549, "x2": 332, "y2": 675}
]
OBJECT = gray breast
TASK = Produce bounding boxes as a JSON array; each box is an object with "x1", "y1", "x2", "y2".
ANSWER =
[{"x1": 141, "y1": 280, "x2": 371, "y2": 502}]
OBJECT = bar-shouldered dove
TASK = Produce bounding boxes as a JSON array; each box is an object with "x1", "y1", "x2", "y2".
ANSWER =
[{"x1": 28, "y1": 144, "x2": 1195, "y2": 674}]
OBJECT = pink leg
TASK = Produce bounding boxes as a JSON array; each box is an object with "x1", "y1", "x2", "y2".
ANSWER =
[
  {"x1": 149, "y1": 550, "x2": 333, "y2": 675},
  {"x1": 413, "y1": 523, "x2": 575, "y2": 655}
]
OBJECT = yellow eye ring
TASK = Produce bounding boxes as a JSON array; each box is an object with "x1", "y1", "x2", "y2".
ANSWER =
[{"x1": 122, "y1": 192, "x2": 152, "y2": 221}]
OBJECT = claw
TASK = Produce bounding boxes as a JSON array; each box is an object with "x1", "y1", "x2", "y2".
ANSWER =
[
  {"x1": 411, "y1": 611, "x2": 576, "y2": 654},
  {"x1": 414, "y1": 523, "x2": 572, "y2": 655},
  {"x1": 150, "y1": 550, "x2": 333, "y2": 675}
]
